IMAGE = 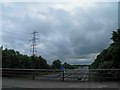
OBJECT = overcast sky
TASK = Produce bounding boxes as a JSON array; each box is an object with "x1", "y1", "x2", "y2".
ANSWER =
[{"x1": 1, "y1": 2, "x2": 118, "y2": 64}]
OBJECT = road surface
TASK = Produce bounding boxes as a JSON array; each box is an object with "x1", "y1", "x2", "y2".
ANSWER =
[
  {"x1": 34, "y1": 66, "x2": 89, "y2": 81},
  {"x1": 2, "y1": 77, "x2": 120, "y2": 88},
  {"x1": 64, "y1": 66, "x2": 89, "y2": 81}
]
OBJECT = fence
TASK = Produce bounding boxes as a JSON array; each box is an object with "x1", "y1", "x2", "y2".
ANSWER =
[
  {"x1": 1, "y1": 68, "x2": 120, "y2": 82},
  {"x1": 88, "y1": 69, "x2": 120, "y2": 81},
  {"x1": 1, "y1": 68, "x2": 64, "y2": 81}
]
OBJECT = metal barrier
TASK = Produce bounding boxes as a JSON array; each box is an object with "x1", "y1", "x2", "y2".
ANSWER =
[
  {"x1": 1, "y1": 68, "x2": 120, "y2": 82},
  {"x1": 1, "y1": 68, "x2": 64, "y2": 81},
  {"x1": 88, "y1": 69, "x2": 120, "y2": 81}
]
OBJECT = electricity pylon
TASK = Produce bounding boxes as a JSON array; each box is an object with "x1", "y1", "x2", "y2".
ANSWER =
[{"x1": 29, "y1": 31, "x2": 39, "y2": 57}]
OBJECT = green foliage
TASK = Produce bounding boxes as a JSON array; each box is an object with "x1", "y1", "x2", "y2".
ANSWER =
[
  {"x1": 90, "y1": 29, "x2": 120, "y2": 69},
  {"x1": 111, "y1": 29, "x2": 120, "y2": 44},
  {"x1": 90, "y1": 29, "x2": 120, "y2": 81},
  {"x1": 52, "y1": 60, "x2": 61, "y2": 69},
  {"x1": 2, "y1": 48, "x2": 75, "y2": 69},
  {"x1": 2, "y1": 48, "x2": 48, "y2": 69},
  {"x1": 62, "y1": 62, "x2": 75, "y2": 69}
]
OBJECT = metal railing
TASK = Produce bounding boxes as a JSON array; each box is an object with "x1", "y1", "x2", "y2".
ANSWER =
[
  {"x1": 1, "y1": 68, "x2": 120, "y2": 82},
  {"x1": 1, "y1": 68, "x2": 64, "y2": 80},
  {"x1": 88, "y1": 69, "x2": 120, "y2": 81}
]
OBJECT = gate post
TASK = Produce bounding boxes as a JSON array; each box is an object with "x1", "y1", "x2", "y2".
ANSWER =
[
  {"x1": 32, "y1": 73, "x2": 35, "y2": 80},
  {"x1": 62, "y1": 70, "x2": 65, "y2": 81},
  {"x1": 32, "y1": 70, "x2": 35, "y2": 80},
  {"x1": 60, "y1": 66, "x2": 65, "y2": 81}
]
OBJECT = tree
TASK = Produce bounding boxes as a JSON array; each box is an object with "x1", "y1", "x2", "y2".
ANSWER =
[
  {"x1": 52, "y1": 60, "x2": 61, "y2": 69},
  {"x1": 111, "y1": 29, "x2": 120, "y2": 44},
  {"x1": 63, "y1": 62, "x2": 75, "y2": 69},
  {"x1": 90, "y1": 29, "x2": 120, "y2": 81},
  {"x1": 90, "y1": 29, "x2": 120, "y2": 69},
  {"x1": 2, "y1": 48, "x2": 48, "y2": 69},
  {"x1": 2, "y1": 48, "x2": 11, "y2": 68}
]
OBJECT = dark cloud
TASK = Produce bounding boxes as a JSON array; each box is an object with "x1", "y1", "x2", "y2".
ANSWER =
[{"x1": 2, "y1": 2, "x2": 118, "y2": 64}]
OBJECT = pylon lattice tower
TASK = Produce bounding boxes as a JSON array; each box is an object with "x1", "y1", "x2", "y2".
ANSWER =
[{"x1": 29, "y1": 31, "x2": 39, "y2": 56}]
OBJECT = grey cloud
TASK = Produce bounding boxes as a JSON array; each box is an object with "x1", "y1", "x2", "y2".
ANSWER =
[{"x1": 2, "y1": 2, "x2": 118, "y2": 64}]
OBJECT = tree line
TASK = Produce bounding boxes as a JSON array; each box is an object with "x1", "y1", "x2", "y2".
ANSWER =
[
  {"x1": 90, "y1": 29, "x2": 120, "y2": 81},
  {"x1": 2, "y1": 48, "x2": 75, "y2": 69},
  {"x1": 90, "y1": 29, "x2": 120, "y2": 69}
]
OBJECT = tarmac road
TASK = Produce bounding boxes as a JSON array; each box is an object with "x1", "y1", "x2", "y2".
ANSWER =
[
  {"x1": 2, "y1": 77, "x2": 120, "y2": 88},
  {"x1": 34, "y1": 66, "x2": 89, "y2": 81},
  {"x1": 64, "y1": 66, "x2": 89, "y2": 81}
]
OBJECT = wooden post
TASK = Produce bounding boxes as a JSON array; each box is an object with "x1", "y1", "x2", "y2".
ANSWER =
[
  {"x1": 62, "y1": 70, "x2": 64, "y2": 81},
  {"x1": 32, "y1": 70, "x2": 35, "y2": 80},
  {"x1": 32, "y1": 74, "x2": 35, "y2": 80}
]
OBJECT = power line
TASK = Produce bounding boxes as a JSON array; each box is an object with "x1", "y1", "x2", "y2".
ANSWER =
[{"x1": 29, "y1": 31, "x2": 39, "y2": 56}]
